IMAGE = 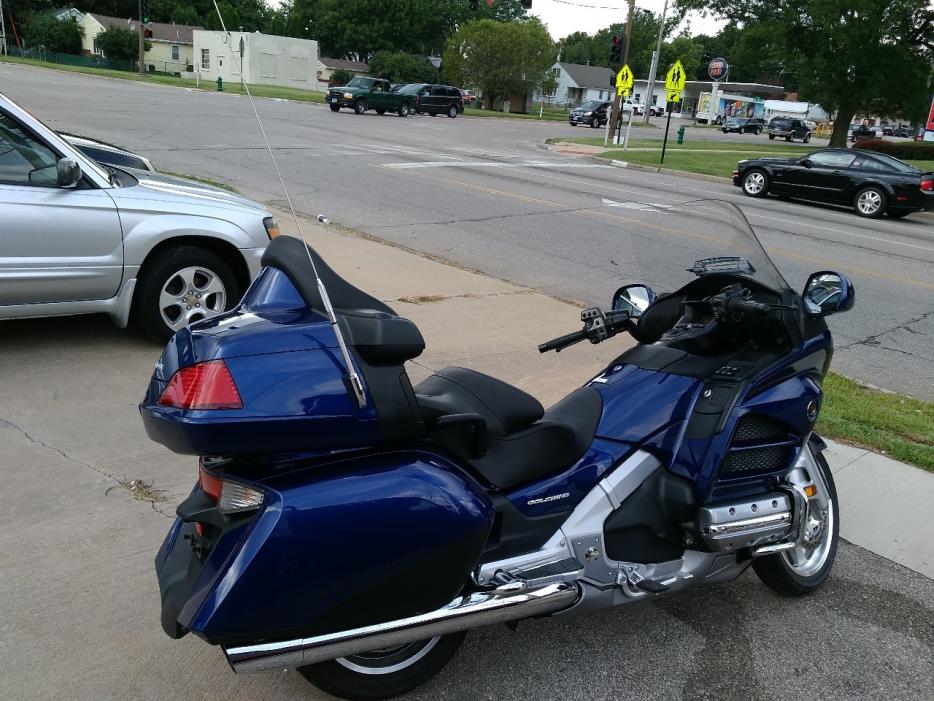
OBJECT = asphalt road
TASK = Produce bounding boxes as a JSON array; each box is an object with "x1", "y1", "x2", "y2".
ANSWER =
[{"x1": 2, "y1": 63, "x2": 932, "y2": 399}]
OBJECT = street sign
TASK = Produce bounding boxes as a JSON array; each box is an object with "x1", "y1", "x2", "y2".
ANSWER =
[
  {"x1": 616, "y1": 64, "x2": 633, "y2": 91},
  {"x1": 665, "y1": 60, "x2": 686, "y2": 92},
  {"x1": 708, "y1": 57, "x2": 729, "y2": 81},
  {"x1": 617, "y1": 86, "x2": 630, "y2": 97},
  {"x1": 666, "y1": 89, "x2": 682, "y2": 103}
]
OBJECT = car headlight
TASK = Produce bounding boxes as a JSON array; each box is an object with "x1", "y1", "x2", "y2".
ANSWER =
[
  {"x1": 263, "y1": 216, "x2": 280, "y2": 239},
  {"x1": 343, "y1": 92, "x2": 353, "y2": 99},
  {"x1": 583, "y1": 111, "x2": 593, "y2": 116}
]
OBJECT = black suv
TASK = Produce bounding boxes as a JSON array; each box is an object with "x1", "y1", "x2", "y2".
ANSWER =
[
  {"x1": 768, "y1": 117, "x2": 812, "y2": 143},
  {"x1": 569, "y1": 100, "x2": 611, "y2": 128},
  {"x1": 398, "y1": 84, "x2": 464, "y2": 117}
]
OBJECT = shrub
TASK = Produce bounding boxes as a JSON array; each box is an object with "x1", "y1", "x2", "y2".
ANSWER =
[
  {"x1": 23, "y1": 13, "x2": 84, "y2": 54},
  {"x1": 853, "y1": 138, "x2": 934, "y2": 161},
  {"x1": 330, "y1": 68, "x2": 355, "y2": 86}
]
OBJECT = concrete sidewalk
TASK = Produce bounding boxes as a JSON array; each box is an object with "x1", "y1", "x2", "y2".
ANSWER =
[{"x1": 276, "y1": 209, "x2": 934, "y2": 579}]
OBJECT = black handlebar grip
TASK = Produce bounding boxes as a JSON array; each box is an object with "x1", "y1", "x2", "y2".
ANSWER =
[{"x1": 538, "y1": 329, "x2": 587, "y2": 353}]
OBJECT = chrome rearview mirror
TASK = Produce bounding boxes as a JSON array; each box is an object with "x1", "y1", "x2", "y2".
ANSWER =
[
  {"x1": 57, "y1": 158, "x2": 81, "y2": 188},
  {"x1": 611, "y1": 284, "x2": 656, "y2": 319},
  {"x1": 802, "y1": 271, "x2": 854, "y2": 317}
]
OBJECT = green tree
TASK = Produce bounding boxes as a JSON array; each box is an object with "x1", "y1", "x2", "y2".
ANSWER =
[
  {"x1": 677, "y1": 0, "x2": 934, "y2": 145},
  {"x1": 369, "y1": 51, "x2": 439, "y2": 84},
  {"x1": 443, "y1": 18, "x2": 556, "y2": 111},
  {"x1": 22, "y1": 13, "x2": 85, "y2": 54},
  {"x1": 315, "y1": 0, "x2": 444, "y2": 61},
  {"x1": 329, "y1": 68, "x2": 355, "y2": 85},
  {"x1": 95, "y1": 25, "x2": 150, "y2": 61}
]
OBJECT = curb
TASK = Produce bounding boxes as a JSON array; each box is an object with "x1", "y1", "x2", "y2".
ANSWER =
[{"x1": 602, "y1": 158, "x2": 733, "y2": 184}]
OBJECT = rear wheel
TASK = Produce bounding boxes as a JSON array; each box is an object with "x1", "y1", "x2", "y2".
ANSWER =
[
  {"x1": 785, "y1": 135, "x2": 792, "y2": 142},
  {"x1": 329, "y1": 104, "x2": 340, "y2": 112},
  {"x1": 742, "y1": 168, "x2": 770, "y2": 198},
  {"x1": 447, "y1": 104, "x2": 458, "y2": 118},
  {"x1": 354, "y1": 99, "x2": 367, "y2": 115},
  {"x1": 299, "y1": 633, "x2": 466, "y2": 701},
  {"x1": 768, "y1": 134, "x2": 775, "y2": 140},
  {"x1": 753, "y1": 449, "x2": 838, "y2": 596},
  {"x1": 133, "y1": 246, "x2": 239, "y2": 343},
  {"x1": 854, "y1": 185, "x2": 886, "y2": 218},
  {"x1": 397, "y1": 102, "x2": 410, "y2": 117}
]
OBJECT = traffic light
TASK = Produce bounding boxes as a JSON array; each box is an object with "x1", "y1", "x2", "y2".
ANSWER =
[
  {"x1": 141, "y1": 0, "x2": 150, "y2": 24},
  {"x1": 610, "y1": 35, "x2": 623, "y2": 65}
]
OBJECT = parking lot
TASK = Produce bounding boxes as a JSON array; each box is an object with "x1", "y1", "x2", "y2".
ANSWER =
[{"x1": 1, "y1": 64, "x2": 933, "y2": 700}]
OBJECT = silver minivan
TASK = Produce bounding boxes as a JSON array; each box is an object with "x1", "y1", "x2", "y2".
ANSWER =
[{"x1": 0, "y1": 93, "x2": 277, "y2": 341}]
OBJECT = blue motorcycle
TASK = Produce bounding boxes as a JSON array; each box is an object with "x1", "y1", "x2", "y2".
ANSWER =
[{"x1": 143, "y1": 201, "x2": 854, "y2": 699}]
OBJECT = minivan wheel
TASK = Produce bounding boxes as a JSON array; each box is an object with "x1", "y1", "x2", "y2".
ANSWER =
[
  {"x1": 768, "y1": 134, "x2": 775, "y2": 140},
  {"x1": 299, "y1": 633, "x2": 466, "y2": 701},
  {"x1": 134, "y1": 246, "x2": 239, "y2": 343},
  {"x1": 354, "y1": 99, "x2": 367, "y2": 115},
  {"x1": 854, "y1": 186, "x2": 886, "y2": 218},
  {"x1": 447, "y1": 105, "x2": 458, "y2": 118},
  {"x1": 742, "y1": 169, "x2": 770, "y2": 198}
]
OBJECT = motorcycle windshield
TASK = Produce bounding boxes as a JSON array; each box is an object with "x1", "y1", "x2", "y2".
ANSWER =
[{"x1": 630, "y1": 199, "x2": 791, "y2": 295}]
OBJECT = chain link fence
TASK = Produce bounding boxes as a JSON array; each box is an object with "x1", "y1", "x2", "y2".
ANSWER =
[{"x1": 4, "y1": 43, "x2": 134, "y2": 72}]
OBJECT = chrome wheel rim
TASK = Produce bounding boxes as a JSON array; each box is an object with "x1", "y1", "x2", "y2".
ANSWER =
[
  {"x1": 159, "y1": 266, "x2": 227, "y2": 331},
  {"x1": 783, "y1": 456, "x2": 834, "y2": 577},
  {"x1": 335, "y1": 637, "x2": 440, "y2": 676},
  {"x1": 744, "y1": 172, "x2": 765, "y2": 194},
  {"x1": 857, "y1": 190, "x2": 882, "y2": 215}
]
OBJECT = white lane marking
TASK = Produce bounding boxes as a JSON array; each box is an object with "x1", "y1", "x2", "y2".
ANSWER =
[{"x1": 383, "y1": 160, "x2": 610, "y2": 170}]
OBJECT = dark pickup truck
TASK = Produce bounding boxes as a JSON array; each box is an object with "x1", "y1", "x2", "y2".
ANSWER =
[{"x1": 327, "y1": 77, "x2": 414, "y2": 117}]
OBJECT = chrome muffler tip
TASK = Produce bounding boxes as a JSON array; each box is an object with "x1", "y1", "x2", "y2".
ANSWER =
[{"x1": 225, "y1": 579, "x2": 579, "y2": 673}]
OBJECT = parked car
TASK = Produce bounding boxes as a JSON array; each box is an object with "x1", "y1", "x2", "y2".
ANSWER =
[
  {"x1": 568, "y1": 100, "x2": 611, "y2": 127},
  {"x1": 0, "y1": 93, "x2": 277, "y2": 341},
  {"x1": 61, "y1": 133, "x2": 156, "y2": 172},
  {"x1": 721, "y1": 117, "x2": 764, "y2": 135},
  {"x1": 648, "y1": 104, "x2": 665, "y2": 117},
  {"x1": 895, "y1": 124, "x2": 914, "y2": 138},
  {"x1": 881, "y1": 124, "x2": 895, "y2": 136},
  {"x1": 327, "y1": 77, "x2": 415, "y2": 116},
  {"x1": 623, "y1": 99, "x2": 645, "y2": 116},
  {"x1": 459, "y1": 88, "x2": 478, "y2": 107},
  {"x1": 733, "y1": 147, "x2": 934, "y2": 218},
  {"x1": 768, "y1": 117, "x2": 812, "y2": 142},
  {"x1": 396, "y1": 83, "x2": 463, "y2": 117},
  {"x1": 850, "y1": 124, "x2": 881, "y2": 142}
]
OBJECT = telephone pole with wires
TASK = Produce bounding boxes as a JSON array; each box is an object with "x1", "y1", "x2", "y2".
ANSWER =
[
  {"x1": 608, "y1": 0, "x2": 636, "y2": 141},
  {"x1": 0, "y1": 0, "x2": 8, "y2": 56}
]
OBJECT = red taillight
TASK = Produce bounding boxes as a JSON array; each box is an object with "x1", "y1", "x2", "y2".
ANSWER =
[
  {"x1": 921, "y1": 178, "x2": 933, "y2": 192},
  {"x1": 197, "y1": 459, "x2": 264, "y2": 514},
  {"x1": 158, "y1": 360, "x2": 242, "y2": 410},
  {"x1": 198, "y1": 463, "x2": 224, "y2": 502}
]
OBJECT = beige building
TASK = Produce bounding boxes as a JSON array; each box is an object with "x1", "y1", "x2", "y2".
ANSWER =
[
  {"x1": 193, "y1": 31, "x2": 324, "y2": 90},
  {"x1": 79, "y1": 13, "x2": 199, "y2": 74},
  {"x1": 318, "y1": 57, "x2": 369, "y2": 84}
]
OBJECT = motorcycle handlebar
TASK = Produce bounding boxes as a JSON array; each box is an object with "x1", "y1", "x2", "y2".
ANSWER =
[
  {"x1": 728, "y1": 298, "x2": 772, "y2": 316},
  {"x1": 538, "y1": 329, "x2": 588, "y2": 353}
]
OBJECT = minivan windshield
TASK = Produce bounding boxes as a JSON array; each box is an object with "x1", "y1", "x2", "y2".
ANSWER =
[{"x1": 397, "y1": 83, "x2": 427, "y2": 94}]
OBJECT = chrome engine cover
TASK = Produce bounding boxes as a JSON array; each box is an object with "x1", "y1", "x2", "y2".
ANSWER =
[{"x1": 698, "y1": 493, "x2": 792, "y2": 552}]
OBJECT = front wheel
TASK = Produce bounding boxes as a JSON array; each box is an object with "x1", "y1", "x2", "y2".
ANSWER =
[
  {"x1": 447, "y1": 105, "x2": 458, "y2": 118},
  {"x1": 753, "y1": 448, "x2": 838, "y2": 596},
  {"x1": 854, "y1": 185, "x2": 887, "y2": 218},
  {"x1": 803, "y1": 132, "x2": 811, "y2": 143},
  {"x1": 768, "y1": 134, "x2": 775, "y2": 140},
  {"x1": 742, "y1": 168, "x2": 770, "y2": 197},
  {"x1": 299, "y1": 633, "x2": 466, "y2": 701},
  {"x1": 354, "y1": 99, "x2": 367, "y2": 115},
  {"x1": 329, "y1": 104, "x2": 340, "y2": 112},
  {"x1": 590, "y1": 116, "x2": 600, "y2": 128}
]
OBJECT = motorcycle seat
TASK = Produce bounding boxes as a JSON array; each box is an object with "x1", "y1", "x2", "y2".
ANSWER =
[{"x1": 415, "y1": 368, "x2": 603, "y2": 490}]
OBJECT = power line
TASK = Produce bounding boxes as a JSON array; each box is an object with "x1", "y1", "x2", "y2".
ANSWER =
[{"x1": 548, "y1": 0, "x2": 634, "y2": 10}]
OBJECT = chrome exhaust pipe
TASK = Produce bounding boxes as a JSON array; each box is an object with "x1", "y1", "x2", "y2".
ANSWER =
[{"x1": 225, "y1": 580, "x2": 579, "y2": 673}]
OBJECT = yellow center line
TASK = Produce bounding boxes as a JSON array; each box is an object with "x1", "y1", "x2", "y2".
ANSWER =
[{"x1": 426, "y1": 174, "x2": 934, "y2": 292}]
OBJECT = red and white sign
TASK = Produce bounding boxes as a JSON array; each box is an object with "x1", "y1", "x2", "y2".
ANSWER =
[{"x1": 708, "y1": 58, "x2": 729, "y2": 81}]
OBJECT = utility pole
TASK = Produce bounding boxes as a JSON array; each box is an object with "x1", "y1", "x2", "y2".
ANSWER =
[
  {"x1": 643, "y1": 0, "x2": 668, "y2": 124},
  {"x1": 137, "y1": 0, "x2": 145, "y2": 74},
  {"x1": 0, "y1": 0, "x2": 7, "y2": 56},
  {"x1": 608, "y1": 0, "x2": 637, "y2": 142}
]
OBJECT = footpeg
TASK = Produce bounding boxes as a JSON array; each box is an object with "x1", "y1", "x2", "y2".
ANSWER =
[{"x1": 634, "y1": 579, "x2": 670, "y2": 594}]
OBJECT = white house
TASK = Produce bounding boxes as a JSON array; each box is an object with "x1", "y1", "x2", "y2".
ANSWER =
[
  {"x1": 318, "y1": 56, "x2": 369, "y2": 84},
  {"x1": 762, "y1": 100, "x2": 829, "y2": 123},
  {"x1": 538, "y1": 62, "x2": 615, "y2": 107},
  {"x1": 79, "y1": 13, "x2": 199, "y2": 73},
  {"x1": 193, "y1": 31, "x2": 325, "y2": 91}
]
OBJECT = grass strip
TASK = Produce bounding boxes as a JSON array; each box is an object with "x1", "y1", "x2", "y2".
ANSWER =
[{"x1": 818, "y1": 373, "x2": 933, "y2": 471}]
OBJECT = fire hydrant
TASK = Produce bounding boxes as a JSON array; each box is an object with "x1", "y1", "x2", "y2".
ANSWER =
[
  {"x1": 677, "y1": 125, "x2": 686, "y2": 144},
  {"x1": 216, "y1": 76, "x2": 223, "y2": 92}
]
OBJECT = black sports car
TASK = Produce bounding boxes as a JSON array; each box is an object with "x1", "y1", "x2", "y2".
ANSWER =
[{"x1": 733, "y1": 148, "x2": 934, "y2": 218}]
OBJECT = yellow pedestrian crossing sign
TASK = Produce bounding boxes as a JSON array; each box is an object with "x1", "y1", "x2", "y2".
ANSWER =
[
  {"x1": 617, "y1": 86, "x2": 630, "y2": 97},
  {"x1": 665, "y1": 60, "x2": 686, "y2": 91},
  {"x1": 666, "y1": 89, "x2": 682, "y2": 103},
  {"x1": 616, "y1": 64, "x2": 633, "y2": 91}
]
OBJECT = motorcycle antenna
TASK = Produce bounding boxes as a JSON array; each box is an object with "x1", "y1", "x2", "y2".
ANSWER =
[{"x1": 209, "y1": 2, "x2": 366, "y2": 409}]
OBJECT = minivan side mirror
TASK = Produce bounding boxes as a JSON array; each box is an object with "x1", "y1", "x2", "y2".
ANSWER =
[
  {"x1": 611, "y1": 284, "x2": 656, "y2": 319},
  {"x1": 57, "y1": 158, "x2": 81, "y2": 188},
  {"x1": 802, "y1": 271, "x2": 854, "y2": 317}
]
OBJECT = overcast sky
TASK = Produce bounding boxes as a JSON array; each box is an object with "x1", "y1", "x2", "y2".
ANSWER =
[{"x1": 530, "y1": 0, "x2": 725, "y2": 40}]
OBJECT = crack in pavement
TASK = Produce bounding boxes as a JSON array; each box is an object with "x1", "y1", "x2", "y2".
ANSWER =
[
  {"x1": 365, "y1": 206, "x2": 588, "y2": 230},
  {"x1": 0, "y1": 417, "x2": 173, "y2": 519},
  {"x1": 837, "y1": 309, "x2": 934, "y2": 355}
]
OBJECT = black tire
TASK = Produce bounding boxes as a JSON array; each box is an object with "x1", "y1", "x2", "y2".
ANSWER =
[
  {"x1": 854, "y1": 185, "x2": 887, "y2": 218},
  {"x1": 888, "y1": 210, "x2": 912, "y2": 219},
  {"x1": 397, "y1": 102, "x2": 410, "y2": 117},
  {"x1": 376, "y1": 108, "x2": 386, "y2": 115},
  {"x1": 753, "y1": 451, "x2": 839, "y2": 596},
  {"x1": 590, "y1": 116, "x2": 600, "y2": 128},
  {"x1": 785, "y1": 135, "x2": 792, "y2": 142},
  {"x1": 299, "y1": 633, "x2": 466, "y2": 701},
  {"x1": 768, "y1": 134, "x2": 775, "y2": 140},
  {"x1": 329, "y1": 104, "x2": 340, "y2": 112},
  {"x1": 354, "y1": 99, "x2": 367, "y2": 115},
  {"x1": 133, "y1": 246, "x2": 240, "y2": 343},
  {"x1": 447, "y1": 104, "x2": 458, "y2": 118},
  {"x1": 741, "y1": 168, "x2": 770, "y2": 198},
  {"x1": 429, "y1": 111, "x2": 438, "y2": 117},
  {"x1": 803, "y1": 132, "x2": 811, "y2": 143},
  {"x1": 756, "y1": 128, "x2": 762, "y2": 135},
  {"x1": 569, "y1": 122, "x2": 577, "y2": 127}
]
